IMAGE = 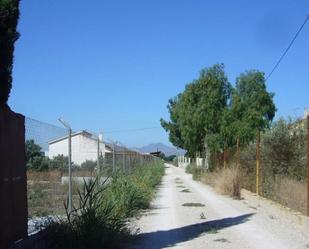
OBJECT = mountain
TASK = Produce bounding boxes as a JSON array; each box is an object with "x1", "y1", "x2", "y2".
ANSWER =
[{"x1": 134, "y1": 143, "x2": 185, "y2": 156}]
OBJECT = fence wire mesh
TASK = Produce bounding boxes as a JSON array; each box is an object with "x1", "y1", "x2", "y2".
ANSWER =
[{"x1": 25, "y1": 117, "x2": 159, "y2": 220}]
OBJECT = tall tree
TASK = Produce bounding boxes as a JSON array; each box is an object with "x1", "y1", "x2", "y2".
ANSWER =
[
  {"x1": 0, "y1": 0, "x2": 20, "y2": 107},
  {"x1": 230, "y1": 70, "x2": 276, "y2": 144},
  {"x1": 161, "y1": 64, "x2": 231, "y2": 157}
]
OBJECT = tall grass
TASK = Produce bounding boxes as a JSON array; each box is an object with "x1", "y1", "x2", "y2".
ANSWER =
[
  {"x1": 187, "y1": 164, "x2": 242, "y2": 199},
  {"x1": 42, "y1": 161, "x2": 165, "y2": 249}
]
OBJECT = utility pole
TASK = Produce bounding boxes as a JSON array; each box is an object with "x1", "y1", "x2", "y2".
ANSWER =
[
  {"x1": 236, "y1": 137, "x2": 240, "y2": 170},
  {"x1": 307, "y1": 115, "x2": 309, "y2": 216},
  {"x1": 112, "y1": 142, "x2": 115, "y2": 173},
  {"x1": 256, "y1": 130, "x2": 261, "y2": 196},
  {"x1": 223, "y1": 140, "x2": 227, "y2": 169},
  {"x1": 59, "y1": 118, "x2": 72, "y2": 214},
  {"x1": 123, "y1": 147, "x2": 126, "y2": 172}
]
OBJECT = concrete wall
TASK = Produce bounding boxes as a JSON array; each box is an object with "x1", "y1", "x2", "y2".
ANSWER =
[{"x1": 48, "y1": 134, "x2": 106, "y2": 166}]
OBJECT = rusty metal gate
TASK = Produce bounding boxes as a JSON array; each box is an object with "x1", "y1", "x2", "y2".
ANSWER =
[{"x1": 0, "y1": 106, "x2": 27, "y2": 249}]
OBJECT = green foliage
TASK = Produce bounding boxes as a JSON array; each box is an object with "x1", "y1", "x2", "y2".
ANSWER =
[
  {"x1": 80, "y1": 160, "x2": 96, "y2": 171},
  {"x1": 165, "y1": 154, "x2": 176, "y2": 162},
  {"x1": 229, "y1": 71, "x2": 276, "y2": 144},
  {"x1": 240, "y1": 118, "x2": 307, "y2": 193},
  {"x1": 262, "y1": 118, "x2": 306, "y2": 181},
  {"x1": 161, "y1": 66, "x2": 276, "y2": 162},
  {"x1": 43, "y1": 161, "x2": 165, "y2": 249},
  {"x1": 49, "y1": 155, "x2": 68, "y2": 171},
  {"x1": 0, "y1": 0, "x2": 20, "y2": 107},
  {"x1": 26, "y1": 140, "x2": 49, "y2": 171},
  {"x1": 161, "y1": 64, "x2": 231, "y2": 156}
]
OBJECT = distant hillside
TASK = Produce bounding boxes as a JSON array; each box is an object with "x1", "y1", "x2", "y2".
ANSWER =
[{"x1": 134, "y1": 143, "x2": 185, "y2": 156}]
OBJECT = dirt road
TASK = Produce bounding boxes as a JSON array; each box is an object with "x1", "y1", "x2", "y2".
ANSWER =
[{"x1": 129, "y1": 164, "x2": 309, "y2": 249}]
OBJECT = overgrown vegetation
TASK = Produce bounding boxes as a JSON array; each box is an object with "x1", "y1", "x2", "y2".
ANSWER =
[
  {"x1": 188, "y1": 118, "x2": 307, "y2": 212},
  {"x1": 213, "y1": 167, "x2": 242, "y2": 199},
  {"x1": 41, "y1": 161, "x2": 165, "y2": 249},
  {"x1": 238, "y1": 118, "x2": 307, "y2": 212}
]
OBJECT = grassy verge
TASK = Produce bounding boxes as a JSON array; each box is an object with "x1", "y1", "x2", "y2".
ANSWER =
[{"x1": 40, "y1": 161, "x2": 165, "y2": 249}]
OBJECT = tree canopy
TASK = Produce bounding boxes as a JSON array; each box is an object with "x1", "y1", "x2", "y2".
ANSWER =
[
  {"x1": 161, "y1": 65, "x2": 276, "y2": 157},
  {"x1": 228, "y1": 70, "x2": 276, "y2": 144},
  {"x1": 0, "y1": 0, "x2": 20, "y2": 107},
  {"x1": 161, "y1": 64, "x2": 231, "y2": 157},
  {"x1": 26, "y1": 139, "x2": 49, "y2": 171}
]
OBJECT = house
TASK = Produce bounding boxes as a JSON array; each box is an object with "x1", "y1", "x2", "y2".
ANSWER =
[{"x1": 48, "y1": 130, "x2": 111, "y2": 166}]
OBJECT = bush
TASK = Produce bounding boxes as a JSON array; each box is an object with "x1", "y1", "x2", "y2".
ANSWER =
[
  {"x1": 213, "y1": 167, "x2": 242, "y2": 199},
  {"x1": 80, "y1": 160, "x2": 97, "y2": 171},
  {"x1": 42, "y1": 161, "x2": 165, "y2": 249}
]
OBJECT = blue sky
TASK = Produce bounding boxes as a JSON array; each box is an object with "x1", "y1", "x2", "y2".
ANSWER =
[{"x1": 10, "y1": 0, "x2": 309, "y2": 147}]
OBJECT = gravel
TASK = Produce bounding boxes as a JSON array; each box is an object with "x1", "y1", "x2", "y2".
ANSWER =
[{"x1": 129, "y1": 164, "x2": 309, "y2": 249}]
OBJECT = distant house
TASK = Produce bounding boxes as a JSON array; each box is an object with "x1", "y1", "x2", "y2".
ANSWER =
[
  {"x1": 48, "y1": 130, "x2": 111, "y2": 166},
  {"x1": 149, "y1": 151, "x2": 162, "y2": 157}
]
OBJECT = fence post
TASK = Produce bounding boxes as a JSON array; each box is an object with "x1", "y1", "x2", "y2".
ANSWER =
[
  {"x1": 307, "y1": 115, "x2": 309, "y2": 216},
  {"x1": 97, "y1": 136, "x2": 100, "y2": 175},
  {"x1": 256, "y1": 130, "x2": 261, "y2": 196},
  {"x1": 58, "y1": 118, "x2": 72, "y2": 213}
]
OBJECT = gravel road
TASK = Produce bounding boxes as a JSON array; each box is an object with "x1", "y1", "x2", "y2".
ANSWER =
[{"x1": 129, "y1": 164, "x2": 309, "y2": 249}]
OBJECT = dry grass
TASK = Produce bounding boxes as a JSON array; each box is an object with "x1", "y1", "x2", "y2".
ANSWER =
[
  {"x1": 270, "y1": 177, "x2": 306, "y2": 214},
  {"x1": 27, "y1": 169, "x2": 95, "y2": 182},
  {"x1": 27, "y1": 170, "x2": 62, "y2": 182},
  {"x1": 200, "y1": 167, "x2": 242, "y2": 199}
]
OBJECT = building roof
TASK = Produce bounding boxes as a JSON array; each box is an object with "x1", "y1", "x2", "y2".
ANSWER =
[{"x1": 48, "y1": 130, "x2": 95, "y2": 144}]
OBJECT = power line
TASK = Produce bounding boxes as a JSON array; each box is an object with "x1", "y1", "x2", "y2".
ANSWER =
[
  {"x1": 104, "y1": 126, "x2": 161, "y2": 134},
  {"x1": 266, "y1": 14, "x2": 309, "y2": 81}
]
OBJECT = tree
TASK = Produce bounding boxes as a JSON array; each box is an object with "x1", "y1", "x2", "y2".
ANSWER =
[
  {"x1": 161, "y1": 64, "x2": 231, "y2": 157},
  {"x1": 0, "y1": 0, "x2": 20, "y2": 107},
  {"x1": 81, "y1": 160, "x2": 97, "y2": 171},
  {"x1": 229, "y1": 70, "x2": 276, "y2": 144},
  {"x1": 49, "y1": 154, "x2": 69, "y2": 171},
  {"x1": 26, "y1": 140, "x2": 49, "y2": 171}
]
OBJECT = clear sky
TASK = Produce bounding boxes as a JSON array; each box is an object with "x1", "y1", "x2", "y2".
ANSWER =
[{"x1": 10, "y1": 0, "x2": 309, "y2": 147}]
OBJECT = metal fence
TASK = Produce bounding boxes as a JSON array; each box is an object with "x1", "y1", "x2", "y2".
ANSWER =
[{"x1": 25, "y1": 117, "x2": 159, "y2": 223}]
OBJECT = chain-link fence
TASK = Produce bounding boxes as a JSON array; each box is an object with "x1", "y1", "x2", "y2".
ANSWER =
[{"x1": 25, "y1": 117, "x2": 159, "y2": 220}]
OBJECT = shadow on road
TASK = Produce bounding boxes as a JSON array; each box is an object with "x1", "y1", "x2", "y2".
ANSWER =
[{"x1": 130, "y1": 213, "x2": 254, "y2": 249}]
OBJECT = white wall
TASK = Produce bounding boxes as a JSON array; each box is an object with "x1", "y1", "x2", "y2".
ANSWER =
[
  {"x1": 177, "y1": 156, "x2": 191, "y2": 168},
  {"x1": 48, "y1": 134, "x2": 106, "y2": 166}
]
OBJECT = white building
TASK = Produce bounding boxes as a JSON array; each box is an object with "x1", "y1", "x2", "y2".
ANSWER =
[{"x1": 48, "y1": 130, "x2": 110, "y2": 166}]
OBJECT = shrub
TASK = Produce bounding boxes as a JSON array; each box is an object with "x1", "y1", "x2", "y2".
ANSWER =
[
  {"x1": 80, "y1": 160, "x2": 97, "y2": 171},
  {"x1": 41, "y1": 161, "x2": 165, "y2": 249},
  {"x1": 213, "y1": 167, "x2": 242, "y2": 199}
]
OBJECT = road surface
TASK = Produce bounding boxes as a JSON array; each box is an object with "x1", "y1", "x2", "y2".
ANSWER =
[{"x1": 129, "y1": 164, "x2": 309, "y2": 249}]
